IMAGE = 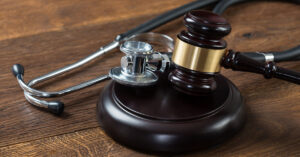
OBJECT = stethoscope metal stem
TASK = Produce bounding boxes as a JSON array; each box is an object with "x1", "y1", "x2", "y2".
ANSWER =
[
  {"x1": 17, "y1": 74, "x2": 110, "y2": 97},
  {"x1": 28, "y1": 40, "x2": 119, "y2": 87},
  {"x1": 22, "y1": 38, "x2": 118, "y2": 97},
  {"x1": 13, "y1": 38, "x2": 120, "y2": 114}
]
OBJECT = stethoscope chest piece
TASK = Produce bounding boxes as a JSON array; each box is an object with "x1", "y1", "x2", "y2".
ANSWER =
[{"x1": 109, "y1": 41, "x2": 158, "y2": 86}]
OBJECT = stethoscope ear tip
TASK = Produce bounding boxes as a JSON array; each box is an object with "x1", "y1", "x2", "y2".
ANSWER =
[
  {"x1": 12, "y1": 64, "x2": 24, "y2": 77},
  {"x1": 48, "y1": 101, "x2": 64, "y2": 115}
]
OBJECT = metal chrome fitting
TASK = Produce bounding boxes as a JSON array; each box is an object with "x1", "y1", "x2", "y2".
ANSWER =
[{"x1": 110, "y1": 41, "x2": 161, "y2": 86}]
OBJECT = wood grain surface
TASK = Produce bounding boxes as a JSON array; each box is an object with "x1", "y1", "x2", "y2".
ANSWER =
[{"x1": 0, "y1": 0, "x2": 299, "y2": 156}]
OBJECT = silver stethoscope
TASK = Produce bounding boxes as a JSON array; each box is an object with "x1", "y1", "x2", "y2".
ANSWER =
[
  {"x1": 12, "y1": 0, "x2": 300, "y2": 114},
  {"x1": 12, "y1": 32, "x2": 174, "y2": 114}
]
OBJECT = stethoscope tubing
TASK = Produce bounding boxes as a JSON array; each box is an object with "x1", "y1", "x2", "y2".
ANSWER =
[{"x1": 213, "y1": 0, "x2": 300, "y2": 62}]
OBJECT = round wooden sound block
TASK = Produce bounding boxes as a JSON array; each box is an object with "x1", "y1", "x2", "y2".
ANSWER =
[{"x1": 97, "y1": 74, "x2": 246, "y2": 154}]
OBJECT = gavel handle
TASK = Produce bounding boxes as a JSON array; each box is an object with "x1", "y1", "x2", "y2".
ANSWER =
[{"x1": 222, "y1": 50, "x2": 300, "y2": 84}]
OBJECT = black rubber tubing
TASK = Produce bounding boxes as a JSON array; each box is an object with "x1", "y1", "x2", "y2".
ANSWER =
[
  {"x1": 117, "y1": 0, "x2": 219, "y2": 41},
  {"x1": 213, "y1": 0, "x2": 300, "y2": 15},
  {"x1": 213, "y1": 0, "x2": 300, "y2": 62},
  {"x1": 242, "y1": 46, "x2": 300, "y2": 62}
]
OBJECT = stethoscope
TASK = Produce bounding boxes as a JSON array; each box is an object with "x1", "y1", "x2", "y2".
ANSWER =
[{"x1": 12, "y1": 0, "x2": 300, "y2": 114}]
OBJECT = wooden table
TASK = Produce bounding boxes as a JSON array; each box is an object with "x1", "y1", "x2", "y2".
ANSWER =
[{"x1": 0, "y1": 0, "x2": 299, "y2": 156}]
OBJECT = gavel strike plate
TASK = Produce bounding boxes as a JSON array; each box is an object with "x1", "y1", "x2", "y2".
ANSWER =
[{"x1": 97, "y1": 74, "x2": 245, "y2": 154}]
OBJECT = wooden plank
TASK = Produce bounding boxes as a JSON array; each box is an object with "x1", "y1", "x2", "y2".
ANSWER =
[
  {"x1": 0, "y1": 127, "x2": 150, "y2": 157},
  {"x1": 0, "y1": 0, "x2": 299, "y2": 156},
  {"x1": 0, "y1": 0, "x2": 193, "y2": 41}
]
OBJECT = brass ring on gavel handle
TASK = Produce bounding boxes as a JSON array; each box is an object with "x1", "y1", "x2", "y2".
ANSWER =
[{"x1": 172, "y1": 38, "x2": 226, "y2": 73}]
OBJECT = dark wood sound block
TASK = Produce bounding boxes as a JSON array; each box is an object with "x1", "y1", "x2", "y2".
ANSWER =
[{"x1": 97, "y1": 74, "x2": 246, "y2": 154}]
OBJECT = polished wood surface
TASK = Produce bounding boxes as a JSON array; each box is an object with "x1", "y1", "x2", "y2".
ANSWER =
[{"x1": 0, "y1": 0, "x2": 299, "y2": 156}]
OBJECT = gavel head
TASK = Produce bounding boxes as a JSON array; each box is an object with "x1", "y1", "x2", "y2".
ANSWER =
[{"x1": 169, "y1": 10, "x2": 231, "y2": 95}]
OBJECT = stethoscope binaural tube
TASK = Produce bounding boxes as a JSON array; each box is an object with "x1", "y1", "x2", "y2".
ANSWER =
[{"x1": 12, "y1": 63, "x2": 110, "y2": 114}]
